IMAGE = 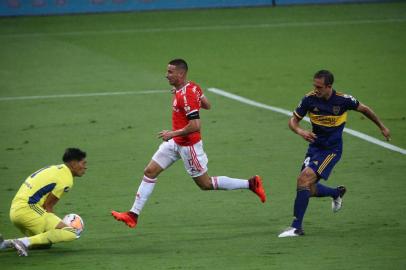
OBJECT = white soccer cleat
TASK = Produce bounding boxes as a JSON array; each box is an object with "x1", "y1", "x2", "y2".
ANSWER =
[
  {"x1": 11, "y1": 239, "x2": 28, "y2": 256},
  {"x1": 332, "y1": 186, "x2": 347, "y2": 213},
  {"x1": 278, "y1": 227, "x2": 304, "y2": 238}
]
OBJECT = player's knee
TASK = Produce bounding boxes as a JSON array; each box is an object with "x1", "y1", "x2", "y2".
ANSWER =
[
  {"x1": 297, "y1": 171, "x2": 314, "y2": 187},
  {"x1": 296, "y1": 176, "x2": 307, "y2": 188},
  {"x1": 143, "y1": 167, "x2": 157, "y2": 179}
]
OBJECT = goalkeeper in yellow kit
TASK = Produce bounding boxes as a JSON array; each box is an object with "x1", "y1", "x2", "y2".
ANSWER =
[{"x1": 0, "y1": 148, "x2": 87, "y2": 256}]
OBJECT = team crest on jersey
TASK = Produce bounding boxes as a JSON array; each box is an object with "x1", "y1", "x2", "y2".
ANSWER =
[
  {"x1": 313, "y1": 161, "x2": 319, "y2": 165},
  {"x1": 313, "y1": 107, "x2": 319, "y2": 112},
  {"x1": 332, "y1": 106, "x2": 341, "y2": 115}
]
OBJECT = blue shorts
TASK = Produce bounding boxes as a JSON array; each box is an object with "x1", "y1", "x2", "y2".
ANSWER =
[{"x1": 301, "y1": 148, "x2": 342, "y2": 180}]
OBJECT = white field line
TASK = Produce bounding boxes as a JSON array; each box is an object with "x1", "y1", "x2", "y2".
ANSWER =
[
  {"x1": 0, "y1": 90, "x2": 167, "y2": 101},
  {"x1": 208, "y1": 87, "x2": 406, "y2": 155},
  {"x1": 1, "y1": 18, "x2": 405, "y2": 38}
]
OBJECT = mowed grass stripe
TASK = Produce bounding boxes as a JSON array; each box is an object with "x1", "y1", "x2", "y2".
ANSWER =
[{"x1": 1, "y1": 17, "x2": 405, "y2": 38}]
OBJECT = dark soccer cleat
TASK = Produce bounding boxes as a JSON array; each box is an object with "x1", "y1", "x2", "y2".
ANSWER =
[
  {"x1": 278, "y1": 227, "x2": 305, "y2": 238},
  {"x1": 332, "y1": 185, "x2": 346, "y2": 213},
  {"x1": 111, "y1": 211, "x2": 138, "y2": 228},
  {"x1": 248, "y1": 175, "x2": 266, "y2": 203}
]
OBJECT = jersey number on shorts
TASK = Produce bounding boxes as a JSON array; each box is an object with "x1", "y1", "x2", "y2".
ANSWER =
[{"x1": 303, "y1": 157, "x2": 311, "y2": 167}]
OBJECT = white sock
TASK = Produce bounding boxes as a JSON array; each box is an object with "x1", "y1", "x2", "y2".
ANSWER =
[
  {"x1": 211, "y1": 176, "x2": 249, "y2": 190},
  {"x1": 18, "y1": 237, "x2": 30, "y2": 247},
  {"x1": 130, "y1": 175, "x2": 157, "y2": 215}
]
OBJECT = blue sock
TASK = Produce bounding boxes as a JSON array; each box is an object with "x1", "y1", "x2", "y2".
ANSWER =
[
  {"x1": 291, "y1": 188, "x2": 310, "y2": 229},
  {"x1": 315, "y1": 183, "x2": 339, "y2": 198}
]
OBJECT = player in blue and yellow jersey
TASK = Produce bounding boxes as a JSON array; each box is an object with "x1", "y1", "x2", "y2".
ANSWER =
[
  {"x1": 278, "y1": 70, "x2": 390, "y2": 237},
  {"x1": 0, "y1": 148, "x2": 87, "y2": 256}
]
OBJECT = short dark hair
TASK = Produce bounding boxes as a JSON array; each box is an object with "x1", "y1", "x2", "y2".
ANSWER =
[
  {"x1": 168, "y1": 59, "x2": 188, "y2": 72},
  {"x1": 314, "y1": 70, "x2": 334, "y2": 86},
  {"x1": 63, "y1": 148, "x2": 86, "y2": 163}
]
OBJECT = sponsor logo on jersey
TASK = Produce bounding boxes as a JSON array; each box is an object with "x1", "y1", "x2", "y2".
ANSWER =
[
  {"x1": 333, "y1": 106, "x2": 341, "y2": 115},
  {"x1": 309, "y1": 112, "x2": 347, "y2": 127}
]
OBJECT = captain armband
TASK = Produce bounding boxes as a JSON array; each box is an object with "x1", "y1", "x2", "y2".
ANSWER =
[{"x1": 187, "y1": 111, "x2": 200, "y2": 120}]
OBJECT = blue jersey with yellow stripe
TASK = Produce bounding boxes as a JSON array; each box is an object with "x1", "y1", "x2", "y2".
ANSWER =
[{"x1": 294, "y1": 90, "x2": 359, "y2": 150}]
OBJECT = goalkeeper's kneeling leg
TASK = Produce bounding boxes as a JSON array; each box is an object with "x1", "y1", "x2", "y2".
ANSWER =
[{"x1": 29, "y1": 227, "x2": 77, "y2": 247}]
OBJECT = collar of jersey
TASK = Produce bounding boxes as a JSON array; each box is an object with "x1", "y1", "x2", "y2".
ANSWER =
[{"x1": 175, "y1": 81, "x2": 191, "y2": 92}]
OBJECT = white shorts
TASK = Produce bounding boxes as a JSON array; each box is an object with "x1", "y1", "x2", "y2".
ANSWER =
[{"x1": 152, "y1": 139, "x2": 208, "y2": 177}]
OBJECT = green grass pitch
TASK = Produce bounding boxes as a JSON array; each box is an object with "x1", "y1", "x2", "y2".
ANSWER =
[{"x1": 1, "y1": 2, "x2": 406, "y2": 269}]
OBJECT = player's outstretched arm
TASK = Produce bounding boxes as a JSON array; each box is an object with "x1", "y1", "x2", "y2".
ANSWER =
[
  {"x1": 288, "y1": 115, "x2": 317, "y2": 143},
  {"x1": 356, "y1": 103, "x2": 391, "y2": 141}
]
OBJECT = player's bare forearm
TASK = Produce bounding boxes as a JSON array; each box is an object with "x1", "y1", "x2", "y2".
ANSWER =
[
  {"x1": 289, "y1": 116, "x2": 317, "y2": 143},
  {"x1": 44, "y1": 205, "x2": 54, "y2": 213},
  {"x1": 288, "y1": 116, "x2": 302, "y2": 134},
  {"x1": 158, "y1": 119, "x2": 201, "y2": 141},
  {"x1": 357, "y1": 103, "x2": 391, "y2": 141},
  {"x1": 200, "y1": 96, "x2": 211, "y2": 110},
  {"x1": 42, "y1": 193, "x2": 59, "y2": 213}
]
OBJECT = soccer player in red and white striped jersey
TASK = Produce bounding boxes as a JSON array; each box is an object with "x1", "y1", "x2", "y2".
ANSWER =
[{"x1": 111, "y1": 59, "x2": 266, "y2": 228}]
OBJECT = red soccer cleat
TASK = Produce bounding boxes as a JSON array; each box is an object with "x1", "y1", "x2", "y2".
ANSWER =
[
  {"x1": 111, "y1": 211, "x2": 138, "y2": 228},
  {"x1": 248, "y1": 175, "x2": 266, "y2": 203}
]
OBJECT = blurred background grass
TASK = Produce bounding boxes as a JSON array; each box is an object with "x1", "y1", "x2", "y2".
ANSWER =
[{"x1": 0, "y1": 2, "x2": 405, "y2": 269}]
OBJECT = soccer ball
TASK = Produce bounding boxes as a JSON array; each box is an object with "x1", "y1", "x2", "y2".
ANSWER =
[{"x1": 62, "y1": 213, "x2": 84, "y2": 238}]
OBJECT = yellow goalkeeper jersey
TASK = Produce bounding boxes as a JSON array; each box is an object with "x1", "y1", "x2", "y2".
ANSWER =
[{"x1": 11, "y1": 164, "x2": 73, "y2": 208}]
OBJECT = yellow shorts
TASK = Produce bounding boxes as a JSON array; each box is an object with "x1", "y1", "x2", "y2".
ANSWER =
[{"x1": 10, "y1": 203, "x2": 61, "y2": 236}]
